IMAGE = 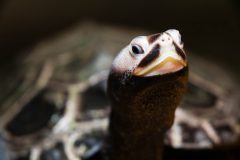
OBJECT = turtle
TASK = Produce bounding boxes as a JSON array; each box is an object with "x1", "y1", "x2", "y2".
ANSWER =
[{"x1": 0, "y1": 22, "x2": 239, "y2": 160}]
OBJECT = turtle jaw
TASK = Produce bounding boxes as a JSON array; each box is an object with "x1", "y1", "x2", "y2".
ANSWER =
[{"x1": 133, "y1": 56, "x2": 187, "y2": 77}]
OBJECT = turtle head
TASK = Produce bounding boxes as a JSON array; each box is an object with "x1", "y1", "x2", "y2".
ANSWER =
[
  {"x1": 108, "y1": 29, "x2": 188, "y2": 131},
  {"x1": 111, "y1": 29, "x2": 187, "y2": 78}
]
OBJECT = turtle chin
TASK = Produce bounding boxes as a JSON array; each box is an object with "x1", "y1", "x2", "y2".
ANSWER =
[
  {"x1": 133, "y1": 57, "x2": 186, "y2": 77},
  {"x1": 144, "y1": 61, "x2": 185, "y2": 77},
  {"x1": 131, "y1": 66, "x2": 188, "y2": 83}
]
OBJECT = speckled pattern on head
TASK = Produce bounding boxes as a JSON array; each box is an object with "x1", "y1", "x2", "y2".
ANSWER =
[{"x1": 105, "y1": 29, "x2": 188, "y2": 160}]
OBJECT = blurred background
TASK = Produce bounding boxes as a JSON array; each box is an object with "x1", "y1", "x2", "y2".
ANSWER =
[
  {"x1": 0, "y1": 0, "x2": 240, "y2": 160},
  {"x1": 0, "y1": 0, "x2": 239, "y2": 72}
]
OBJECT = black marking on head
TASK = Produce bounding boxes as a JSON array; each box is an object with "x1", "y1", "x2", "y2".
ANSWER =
[
  {"x1": 138, "y1": 44, "x2": 160, "y2": 67},
  {"x1": 147, "y1": 33, "x2": 161, "y2": 44},
  {"x1": 173, "y1": 42, "x2": 186, "y2": 60}
]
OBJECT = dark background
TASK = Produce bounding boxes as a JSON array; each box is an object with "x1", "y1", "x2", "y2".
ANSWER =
[
  {"x1": 0, "y1": 0, "x2": 239, "y2": 77},
  {"x1": 0, "y1": 1, "x2": 239, "y2": 159}
]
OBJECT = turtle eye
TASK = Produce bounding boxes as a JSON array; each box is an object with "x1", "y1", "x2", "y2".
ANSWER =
[{"x1": 131, "y1": 44, "x2": 144, "y2": 55}]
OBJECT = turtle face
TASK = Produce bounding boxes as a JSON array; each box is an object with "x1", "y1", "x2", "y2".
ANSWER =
[{"x1": 111, "y1": 29, "x2": 187, "y2": 77}]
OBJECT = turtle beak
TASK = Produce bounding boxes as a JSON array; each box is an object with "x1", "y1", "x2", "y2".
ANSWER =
[{"x1": 134, "y1": 56, "x2": 187, "y2": 77}]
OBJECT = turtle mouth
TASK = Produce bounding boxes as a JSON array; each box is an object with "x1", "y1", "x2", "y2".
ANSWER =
[{"x1": 134, "y1": 57, "x2": 186, "y2": 77}]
